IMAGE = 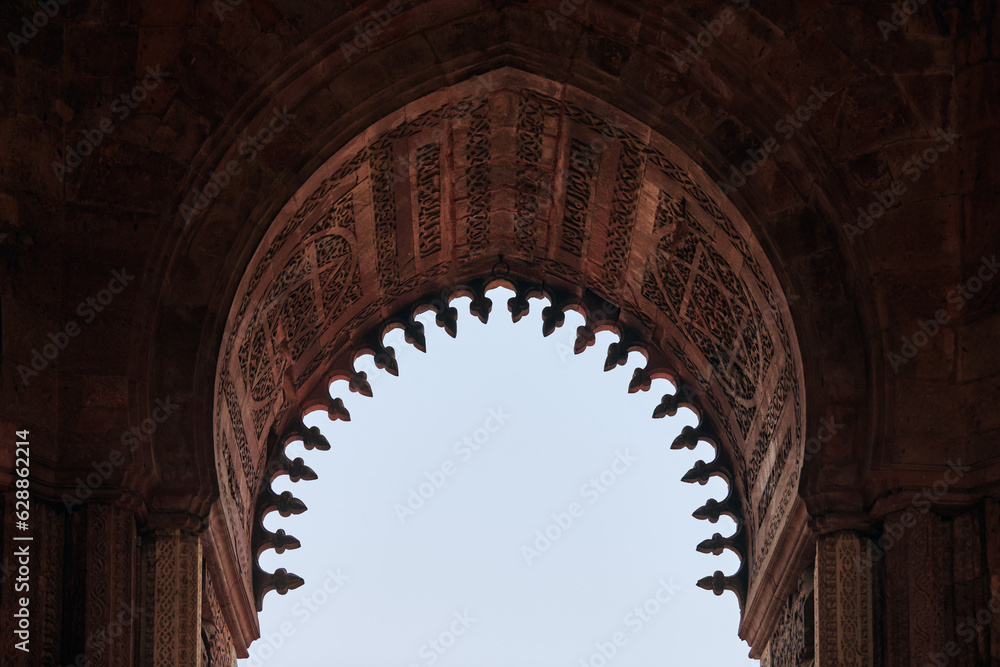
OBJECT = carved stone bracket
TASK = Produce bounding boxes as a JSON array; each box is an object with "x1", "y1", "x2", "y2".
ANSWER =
[
  {"x1": 250, "y1": 420, "x2": 317, "y2": 611},
  {"x1": 671, "y1": 415, "x2": 749, "y2": 611}
]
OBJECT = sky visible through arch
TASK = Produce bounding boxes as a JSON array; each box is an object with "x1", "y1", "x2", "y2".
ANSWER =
[{"x1": 243, "y1": 286, "x2": 755, "y2": 667}]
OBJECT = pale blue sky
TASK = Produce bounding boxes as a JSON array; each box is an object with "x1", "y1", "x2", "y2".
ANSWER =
[{"x1": 243, "y1": 287, "x2": 754, "y2": 666}]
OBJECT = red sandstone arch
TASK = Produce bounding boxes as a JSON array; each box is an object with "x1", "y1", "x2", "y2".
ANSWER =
[
  {"x1": 215, "y1": 69, "x2": 822, "y2": 654},
  {"x1": 132, "y1": 1, "x2": 883, "y2": 656}
]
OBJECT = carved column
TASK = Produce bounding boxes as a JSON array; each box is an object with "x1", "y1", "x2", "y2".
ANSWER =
[
  {"x1": 139, "y1": 528, "x2": 203, "y2": 666},
  {"x1": 814, "y1": 531, "x2": 877, "y2": 667},
  {"x1": 85, "y1": 503, "x2": 139, "y2": 667},
  {"x1": 880, "y1": 502, "x2": 996, "y2": 666}
]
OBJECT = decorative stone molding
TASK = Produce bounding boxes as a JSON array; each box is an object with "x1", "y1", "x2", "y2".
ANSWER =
[
  {"x1": 203, "y1": 567, "x2": 237, "y2": 667},
  {"x1": 814, "y1": 531, "x2": 876, "y2": 667},
  {"x1": 85, "y1": 504, "x2": 138, "y2": 667},
  {"x1": 139, "y1": 529, "x2": 203, "y2": 667},
  {"x1": 760, "y1": 568, "x2": 814, "y2": 667}
]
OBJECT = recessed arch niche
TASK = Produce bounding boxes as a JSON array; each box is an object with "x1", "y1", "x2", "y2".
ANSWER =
[{"x1": 214, "y1": 68, "x2": 806, "y2": 650}]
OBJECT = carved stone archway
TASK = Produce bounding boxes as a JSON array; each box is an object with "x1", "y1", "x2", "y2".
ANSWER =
[
  {"x1": 17, "y1": 0, "x2": 1000, "y2": 664},
  {"x1": 213, "y1": 69, "x2": 809, "y2": 659}
]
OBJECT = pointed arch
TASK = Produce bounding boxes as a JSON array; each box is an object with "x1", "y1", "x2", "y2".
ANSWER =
[{"x1": 211, "y1": 70, "x2": 808, "y2": 650}]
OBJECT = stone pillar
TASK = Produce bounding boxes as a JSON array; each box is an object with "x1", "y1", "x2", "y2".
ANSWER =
[
  {"x1": 84, "y1": 503, "x2": 139, "y2": 667},
  {"x1": 880, "y1": 503, "x2": 999, "y2": 667},
  {"x1": 139, "y1": 528, "x2": 204, "y2": 666},
  {"x1": 0, "y1": 498, "x2": 143, "y2": 666},
  {"x1": 814, "y1": 531, "x2": 877, "y2": 667}
]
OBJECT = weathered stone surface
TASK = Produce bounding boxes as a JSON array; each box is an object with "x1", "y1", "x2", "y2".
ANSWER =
[{"x1": 0, "y1": 0, "x2": 996, "y2": 663}]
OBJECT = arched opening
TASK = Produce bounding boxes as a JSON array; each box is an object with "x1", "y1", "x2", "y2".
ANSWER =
[
  {"x1": 12, "y1": 0, "x2": 988, "y2": 664},
  {"x1": 246, "y1": 285, "x2": 752, "y2": 665},
  {"x1": 212, "y1": 67, "x2": 807, "y2": 656}
]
